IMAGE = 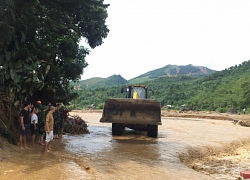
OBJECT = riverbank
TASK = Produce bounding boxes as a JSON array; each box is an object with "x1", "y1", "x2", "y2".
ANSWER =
[
  {"x1": 163, "y1": 110, "x2": 250, "y2": 179},
  {"x1": 1, "y1": 110, "x2": 250, "y2": 179}
]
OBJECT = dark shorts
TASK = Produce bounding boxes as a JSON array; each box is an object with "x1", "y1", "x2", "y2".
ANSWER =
[
  {"x1": 39, "y1": 123, "x2": 45, "y2": 136},
  {"x1": 30, "y1": 124, "x2": 38, "y2": 135},
  {"x1": 60, "y1": 120, "x2": 64, "y2": 128},
  {"x1": 19, "y1": 124, "x2": 30, "y2": 136}
]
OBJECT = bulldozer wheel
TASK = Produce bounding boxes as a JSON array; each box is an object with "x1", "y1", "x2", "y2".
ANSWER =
[
  {"x1": 147, "y1": 125, "x2": 158, "y2": 138},
  {"x1": 112, "y1": 123, "x2": 124, "y2": 136}
]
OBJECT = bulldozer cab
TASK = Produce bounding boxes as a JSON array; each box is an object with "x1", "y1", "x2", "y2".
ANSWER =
[{"x1": 121, "y1": 85, "x2": 148, "y2": 99}]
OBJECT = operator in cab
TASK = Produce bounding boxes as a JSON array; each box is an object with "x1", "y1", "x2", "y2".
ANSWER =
[{"x1": 133, "y1": 91, "x2": 139, "y2": 99}]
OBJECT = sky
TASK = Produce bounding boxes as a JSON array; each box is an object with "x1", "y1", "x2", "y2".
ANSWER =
[{"x1": 80, "y1": 0, "x2": 250, "y2": 80}]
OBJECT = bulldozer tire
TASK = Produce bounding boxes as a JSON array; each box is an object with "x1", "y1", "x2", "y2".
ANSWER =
[
  {"x1": 147, "y1": 125, "x2": 158, "y2": 138},
  {"x1": 112, "y1": 123, "x2": 124, "y2": 136}
]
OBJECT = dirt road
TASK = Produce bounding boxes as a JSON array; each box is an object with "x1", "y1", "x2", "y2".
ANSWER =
[{"x1": 0, "y1": 110, "x2": 250, "y2": 180}]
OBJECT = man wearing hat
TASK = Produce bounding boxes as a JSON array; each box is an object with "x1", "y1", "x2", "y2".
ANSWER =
[
  {"x1": 37, "y1": 105, "x2": 47, "y2": 146},
  {"x1": 35, "y1": 100, "x2": 42, "y2": 110}
]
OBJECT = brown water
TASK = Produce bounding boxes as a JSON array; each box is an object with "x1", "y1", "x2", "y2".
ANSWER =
[{"x1": 1, "y1": 112, "x2": 250, "y2": 180}]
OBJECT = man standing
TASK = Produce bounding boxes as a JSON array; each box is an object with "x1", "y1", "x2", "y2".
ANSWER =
[
  {"x1": 37, "y1": 105, "x2": 47, "y2": 146},
  {"x1": 45, "y1": 106, "x2": 56, "y2": 152},
  {"x1": 19, "y1": 101, "x2": 33, "y2": 149},
  {"x1": 60, "y1": 106, "x2": 66, "y2": 134},
  {"x1": 53, "y1": 103, "x2": 61, "y2": 139},
  {"x1": 30, "y1": 107, "x2": 38, "y2": 145}
]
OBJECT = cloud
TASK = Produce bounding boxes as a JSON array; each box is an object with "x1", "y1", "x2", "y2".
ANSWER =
[{"x1": 81, "y1": 0, "x2": 250, "y2": 80}]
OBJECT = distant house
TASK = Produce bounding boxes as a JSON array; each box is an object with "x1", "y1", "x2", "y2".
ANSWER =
[{"x1": 73, "y1": 85, "x2": 81, "y2": 90}]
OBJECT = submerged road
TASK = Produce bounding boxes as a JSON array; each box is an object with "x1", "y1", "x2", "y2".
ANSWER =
[{"x1": 1, "y1": 111, "x2": 250, "y2": 180}]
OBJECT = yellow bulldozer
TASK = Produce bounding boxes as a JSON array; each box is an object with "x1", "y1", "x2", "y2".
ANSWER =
[{"x1": 100, "y1": 85, "x2": 162, "y2": 138}]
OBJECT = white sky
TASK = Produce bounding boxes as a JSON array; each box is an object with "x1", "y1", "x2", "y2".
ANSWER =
[{"x1": 80, "y1": 0, "x2": 250, "y2": 80}]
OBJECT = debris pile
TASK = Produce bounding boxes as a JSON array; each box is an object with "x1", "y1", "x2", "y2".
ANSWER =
[
  {"x1": 64, "y1": 115, "x2": 89, "y2": 134},
  {"x1": 237, "y1": 120, "x2": 250, "y2": 127}
]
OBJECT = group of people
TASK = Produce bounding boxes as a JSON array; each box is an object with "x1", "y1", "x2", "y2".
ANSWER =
[{"x1": 19, "y1": 100, "x2": 69, "y2": 152}]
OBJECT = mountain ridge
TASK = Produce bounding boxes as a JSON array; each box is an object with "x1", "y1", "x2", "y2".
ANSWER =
[{"x1": 73, "y1": 64, "x2": 216, "y2": 89}]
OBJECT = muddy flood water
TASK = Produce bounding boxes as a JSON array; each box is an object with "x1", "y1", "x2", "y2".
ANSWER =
[{"x1": 1, "y1": 111, "x2": 250, "y2": 180}]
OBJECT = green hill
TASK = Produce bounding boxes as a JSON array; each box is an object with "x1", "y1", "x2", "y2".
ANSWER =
[
  {"x1": 72, "y1": 64, "x2": 216, "y2": 89},
  {"x1": 71, "y1": 77, "x2": 103, "y2": 90},
  {"x1": 129, "y1": 64, "x2": 216, "y2": 84},
  {"x1": 72, "y1": 74, "x2": 128, "y2": 89},
  {"x1": 71, "y1": 60, "x2": 250, "y2": 113}
]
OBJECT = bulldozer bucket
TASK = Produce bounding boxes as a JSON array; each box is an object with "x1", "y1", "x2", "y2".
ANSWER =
[{"x1": 100, "y1": 98, "x2": 162, "y2": 125}]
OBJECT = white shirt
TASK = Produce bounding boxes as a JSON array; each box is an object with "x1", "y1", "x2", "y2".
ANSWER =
[{"x1": 31, "y1": 114, "x2": 38, "y2": 124}]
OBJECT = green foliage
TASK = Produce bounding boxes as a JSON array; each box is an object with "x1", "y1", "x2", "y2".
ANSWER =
[
  {"x1": 97, "y1": 103, "x2": 104, "y2": 109},
  {"x1": 72, "y1": 60, "x2": 250, "y2": 113},
  {"x1": 217, "y1": 108, "x2": 227, "y2": 113},
  {"x1": 0, "y1": 0, "x2": 109, "y2": 104}
]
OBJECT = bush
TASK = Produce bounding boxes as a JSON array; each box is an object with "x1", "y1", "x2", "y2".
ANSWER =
[
  {"x1": 97, "y1": 103, "x2": 104, "y2": 109},
  {"x1": 217, "y1": 108, "x2": 227, "y2": 113}
]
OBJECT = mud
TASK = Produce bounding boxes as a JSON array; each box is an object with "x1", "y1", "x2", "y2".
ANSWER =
[
  {"x1": 179, "y1": 140, "x2": 250, "y2": 179},
  {"x1": 0, "y1": 110, "x2": 250, "y2": 179}
]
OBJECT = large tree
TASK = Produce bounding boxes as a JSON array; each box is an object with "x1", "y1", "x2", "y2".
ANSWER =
[{"x1": 0, "y1": 0, "x2": 109, "y2": 104}]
